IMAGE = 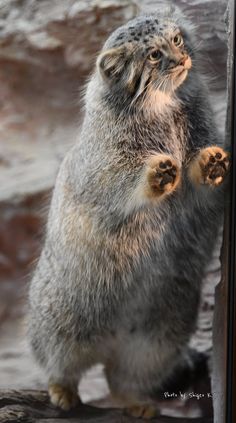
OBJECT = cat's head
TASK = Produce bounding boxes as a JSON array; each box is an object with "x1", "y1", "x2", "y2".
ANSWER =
[{"x1": 96, "y1": 8, "x2": 195, "y2": 115}]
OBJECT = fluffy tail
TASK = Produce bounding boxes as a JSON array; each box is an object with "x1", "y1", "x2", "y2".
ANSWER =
[{"x1": 150, "y1": 348, "x2": 209, "y2": 399}]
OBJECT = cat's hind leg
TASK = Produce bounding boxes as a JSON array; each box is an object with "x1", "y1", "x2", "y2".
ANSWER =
[
  {"x1": 48, "y1": 381, "x2": 79, "y2": 411},
  {"x1": 47, "y1": 347, "x2": 83, "y2": 411},
  {"x1": 104, "y1": 358, "x2": 160, "y2": 420}
]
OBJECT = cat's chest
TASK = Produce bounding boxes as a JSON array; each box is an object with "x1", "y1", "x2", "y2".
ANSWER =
[{"x1": 128, "y1": 113, "x2": 188, "y2": 159}]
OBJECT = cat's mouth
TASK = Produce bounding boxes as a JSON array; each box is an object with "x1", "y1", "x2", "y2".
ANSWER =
[
  {"x1": 150, "y1": 56, "x2": 192, "y2": 94},
  {"x1": 168, "y1": 56, "x2": 192, "y2": 88},
  {"x1": 170, "y1": 56, "x2": 192, "y2": 76}
]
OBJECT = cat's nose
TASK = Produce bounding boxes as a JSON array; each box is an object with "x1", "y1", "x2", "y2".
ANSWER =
[
  {"x1": 178, "y1": 55, "x2": 187, "y2": 66},
  {"x1": 179, "y1": 55, "x2": 192, "y2": 69}
]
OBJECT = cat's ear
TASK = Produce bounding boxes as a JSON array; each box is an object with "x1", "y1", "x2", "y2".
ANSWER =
[
  {"x1": 97, "y1": 46, "x2": 143, "y2": 93},
  {"x1": 97, "y1": 46, "x2": 128, "y2": 82}
]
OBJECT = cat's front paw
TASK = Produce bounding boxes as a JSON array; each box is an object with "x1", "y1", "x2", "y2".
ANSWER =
[
  {"x1": 189, "y1": 146, "x2": 229, "y2": 187},
  {"x1": 146, "y1": 154, "x2": 181, "y2": 199}
]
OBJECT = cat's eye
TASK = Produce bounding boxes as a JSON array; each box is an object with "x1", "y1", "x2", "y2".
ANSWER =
[
  {"x1": 173, "y1": 34, "x2": 184, "y2": 47},
  {"x1": 148, "y1": 50, "x2": 162, "y2": 63}
]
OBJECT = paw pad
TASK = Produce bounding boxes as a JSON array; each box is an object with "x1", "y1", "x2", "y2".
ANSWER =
[
  {"x1": 202, "y1": 148, "x2": 229, "y2": 186},
  {"x1": 154, "y1": 159, "x2": 179, "y2": 191},
  {"x1": 146, "y1": 155, "x2": 180, "y2": 199}
]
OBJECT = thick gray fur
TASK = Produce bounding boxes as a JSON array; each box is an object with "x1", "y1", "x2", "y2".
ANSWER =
[{"x1": 28, "y1": 6, "x2": 225, "y2": 404}]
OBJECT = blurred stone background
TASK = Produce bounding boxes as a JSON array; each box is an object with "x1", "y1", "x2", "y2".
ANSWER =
[{"x1": 0, "y1": 0, "x2": 228, "y2": 419}]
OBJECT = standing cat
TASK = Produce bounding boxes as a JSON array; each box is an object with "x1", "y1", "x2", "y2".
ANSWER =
[{"x1": 28, "y1": 6, "x2": 229, "y2": 419}]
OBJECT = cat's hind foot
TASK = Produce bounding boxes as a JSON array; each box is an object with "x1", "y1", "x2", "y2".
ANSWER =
[
  {"x1": 48, "y1": 383, "x2": 80, "y2": 411},
  {"x1": 188, "y1": 146, "x2": 229, "y2": 187},
  {"x1": 125, "y1": 404, "x2": 160, "y2": 419}
]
